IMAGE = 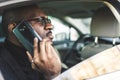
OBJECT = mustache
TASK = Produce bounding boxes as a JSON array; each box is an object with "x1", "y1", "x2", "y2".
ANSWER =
[{"x1": 46, "y1": 31, "x2": 52, "y2": 37}]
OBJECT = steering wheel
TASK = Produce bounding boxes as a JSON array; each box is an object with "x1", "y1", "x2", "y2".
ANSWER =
[{"x1": 62, "y1": 34, "x2": 91, "y2": 67}]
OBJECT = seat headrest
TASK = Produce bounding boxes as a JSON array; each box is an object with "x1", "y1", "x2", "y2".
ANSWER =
[{"x1": 91, "y1": 7, "x2": 120, "y2": 38}]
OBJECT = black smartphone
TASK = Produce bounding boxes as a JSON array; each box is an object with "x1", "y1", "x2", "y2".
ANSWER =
[{"x1": 12, "y1": 20, "x2": 42, "y2": 56}]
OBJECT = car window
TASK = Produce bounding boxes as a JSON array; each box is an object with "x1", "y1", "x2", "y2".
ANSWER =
[
  {"x1": 50, "y1": 16, "x2": 80, "y2": 41},
  {"x1": 65, "y1": 17, "x2": 92, "y2": 34}
]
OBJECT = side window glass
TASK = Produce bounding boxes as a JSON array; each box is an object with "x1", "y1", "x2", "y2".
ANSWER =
[{"x1": 50, "y1": 16, "x2": 79, "y2": 42}]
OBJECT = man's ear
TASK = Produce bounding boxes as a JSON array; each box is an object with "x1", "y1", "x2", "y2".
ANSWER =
[{"x1": 8, "y1": 23, "x2": 16, "y2": 32}]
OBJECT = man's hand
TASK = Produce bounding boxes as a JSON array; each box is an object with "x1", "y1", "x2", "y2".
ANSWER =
[{"x1": 26, "y1": 37, "x2": 61, "y2": 80}]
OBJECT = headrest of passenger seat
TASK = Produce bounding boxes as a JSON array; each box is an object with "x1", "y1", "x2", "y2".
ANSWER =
[{"x1": 91, "y1": 7, "x2": 120, "y2": 38}]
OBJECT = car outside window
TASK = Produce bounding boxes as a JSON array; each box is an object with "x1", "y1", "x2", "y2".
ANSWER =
[{"x1": 50, "y1": 16, "x2": 91, "y2": 42}]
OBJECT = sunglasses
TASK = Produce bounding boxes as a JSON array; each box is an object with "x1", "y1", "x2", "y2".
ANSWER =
[{"x1": 27, "y1": 17, "x2": 51, "y2": 28}]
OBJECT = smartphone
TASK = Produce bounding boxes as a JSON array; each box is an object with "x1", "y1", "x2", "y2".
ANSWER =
[{"x1": 12, "y1": 20, "x2": 42, "y2": 56}]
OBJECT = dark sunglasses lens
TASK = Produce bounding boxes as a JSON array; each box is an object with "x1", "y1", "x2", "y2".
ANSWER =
[
  {"x1": 47, "y1": 19, "x2": 51, "y2": 23},
  {"x1": 42, "y1": 18, "x2": 51, "y2": 23}
]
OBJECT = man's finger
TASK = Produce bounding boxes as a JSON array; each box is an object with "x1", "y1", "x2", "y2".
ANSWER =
[
  {"x1": 39, "y1": 39, "x2": 48, "y2": 60},
  {"x1": 26, "y1": 51, "x2": 33, "y2": 62},
  {"x1": 50, "y1": 46, "x2": 61, "y2": 61},
  {"x1": 45, "y1": 41, "x2": 52, "y2": 58},
  {"x1": 33, "y1": 37, "x2": 39, "y2": 58}
]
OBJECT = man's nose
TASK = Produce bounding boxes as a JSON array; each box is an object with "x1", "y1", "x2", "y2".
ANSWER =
[{"x1": 45, "y1": 23, "x2": 53, "y2": 30}]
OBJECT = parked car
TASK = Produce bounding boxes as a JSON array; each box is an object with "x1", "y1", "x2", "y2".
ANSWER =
[{"x1": 0, "y1": 0, "x2": 120, "y2": 72}]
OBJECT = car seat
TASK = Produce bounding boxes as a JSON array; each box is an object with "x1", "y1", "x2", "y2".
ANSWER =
[{"x1": 80, "y1": 7, "x2": 120, "y2": 60}]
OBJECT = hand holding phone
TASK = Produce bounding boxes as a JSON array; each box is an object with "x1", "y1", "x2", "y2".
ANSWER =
[{"x1": 12, "y1": 20, "x2": 42, "y2": 56}]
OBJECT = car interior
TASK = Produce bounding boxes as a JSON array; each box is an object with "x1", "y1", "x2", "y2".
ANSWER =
[
  {"x1": 80, "y1": 7, "x2": 120, "y2": 60},
  {"x1": 0, "y1": 0, "x2": 120, "y2": 73}
]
